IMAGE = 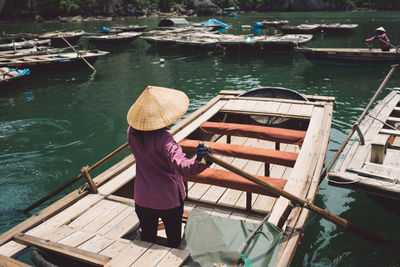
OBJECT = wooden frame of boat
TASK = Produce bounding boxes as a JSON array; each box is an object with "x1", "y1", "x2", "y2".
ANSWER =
[
  {"x1": 0, "y1": 89, "x2": 333, "y2": 266},
  {"x1": 255, "y1": 34, "x2": 313, "y2": 50},
  {"x1": 0, "y1": 39, "x2": 51, "y2": 51},
  {"x1": 110, "y1": 25, "x2": 148, "y2": 33},
  {"x1": 280, "y1": 24, "x2": 358, "y2": 34},
  {"x1": 298, "y1": 47, "x2": 400, "y2": 65},
  {"x1": 38, "y1": 30, "x2": 86, "y2": 46},
  {"x1": 328, "y1": 89, "x2": 400, "y2": 213},
  {"x1": 0, "y1": 46, "x2": 74, "y2": 59},
  {"x1": 141, "y1": 31, "x2": 313, "y2": 51},
  {"x1": 85, "y1": 32, "x2": 142, "y2": 44},
  {"x1": 0, "y1": 50, "x2": 109, "y2": 70}
]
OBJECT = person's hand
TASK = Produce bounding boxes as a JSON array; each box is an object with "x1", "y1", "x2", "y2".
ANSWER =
[{"x1": 196, "y1": 143, "x2": 211, "y2": 163}]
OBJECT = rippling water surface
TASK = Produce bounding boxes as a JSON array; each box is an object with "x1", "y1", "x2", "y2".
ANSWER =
[{"x1": 1, "y1": 11, "x2": 400, "y2": 266}]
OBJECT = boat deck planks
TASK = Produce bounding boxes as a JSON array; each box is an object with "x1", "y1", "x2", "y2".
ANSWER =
[{"x1": 328, "y1": 90, "x2": 400, "y2": 200}]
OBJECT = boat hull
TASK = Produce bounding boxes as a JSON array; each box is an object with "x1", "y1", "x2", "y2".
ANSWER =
[
  {"x1": 299, "y1": 48, "x2": 400, "y2": 65},
  {"x1": 0, "y1": 51, "x2": 108, "y2": 71}
]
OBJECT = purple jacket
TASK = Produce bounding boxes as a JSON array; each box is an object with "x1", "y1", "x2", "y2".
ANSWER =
[
  {"x1": 127, "y1": 127, "x2": 207, "y2": 209},
  {"x1": 365, "y1": 33, "x2": 390, "y2": 50}
]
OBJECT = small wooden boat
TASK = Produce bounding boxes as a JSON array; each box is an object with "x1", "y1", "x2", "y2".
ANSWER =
[
  {"x1": 0, "y1": 88, "x2": 334, "y2": 266},
  {"x1": 37, "y1": 30, "x2": 86, "y2": 46},
  {"x1": 0, "y1": 46, "x2": 73, "y2": 59},
  {"x1": 319, "y1": 23, "x2": 358, "y2": 33},
  {"x1": 260, "y1": 20, "x2": 289, "y2": 27},
  {"x1": 255, "y1": 34, "x2": 313, "y2": 50},
  {"x1": 85, "y1": 32, "x2": 142, "y2": 44},
  {"x1": 0, "y1": 67, "x2": 30, "y2": 86},
  {"x1": 280, "y1": 24, "x2": 321, "y2": 34},
  {"x1": 280, "y1": 24, "x2": 358, "y2": 34},
  {"x1": 1, "y1": 32, "x2": 40, "y2": 42},
  {"x1": 298, "y1": 47, "x2": 400, "y2": 65},
  {"x1": 0, "y1": 50, "x2": 108, "y2": 71},
  {"x1": 142, "y1": 31, "x2": 313, "y2": 51},
  {"x1": 0, "y1": 39, "x2": 50, "y2": 51},
  {"x1": 110, "y1": 25, "x2": 147, "y2": 33},
  {"x1": 328, "y1": 89, "x2": 400, "y2": 214}
]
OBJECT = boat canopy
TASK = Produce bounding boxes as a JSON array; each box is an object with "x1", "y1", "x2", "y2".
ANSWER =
[
  {"x1": 201, "y1": 18, "x2": 228, "y2": 29},
  {"x1": 158, "y1": 18, "x2": 190, "y2": 27}
]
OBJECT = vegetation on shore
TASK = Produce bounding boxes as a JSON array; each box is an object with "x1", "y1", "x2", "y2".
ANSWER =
[{"x1": 1, "y1": 0, "x2": 399, "y2": 20}]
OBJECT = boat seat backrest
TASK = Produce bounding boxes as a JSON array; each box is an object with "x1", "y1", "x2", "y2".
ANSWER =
[
  {"x1": 179, "y1": 139, "x2": 298, "y2": 167},
  {"x1": 199, "y1": 121, "x2": 306, "y2": 145}
]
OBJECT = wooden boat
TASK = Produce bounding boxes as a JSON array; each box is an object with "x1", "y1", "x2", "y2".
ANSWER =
[
  {"x1": 0, "y1": 88, "x2": 334, "y2": 266},
  {"x1": 259, "y1": 20, "x2": 289, "y2": 27},
  {"x1": 0, "y1": 50, "x2": 108, "y2": 71},
  {"x1": 142, "y1": 31, "x2": 313, "y2": 51},
  {"x1": 254, "y1": 34, "x2": 313, "y2": 50},
  {"x1": 37, "y1": 30, "x2": 86, "y2": 46},
  {"x1": 280, "y1": 24, "x2": 321, "y2": 34},
  {"x1": 0, "y1": 39, "x2": 50, "y2": 51},
  {"x1": 328, "y1": 89, "x2": 400, "y2": 214},
  {"x1": 1, "y1": 32, "x2": 40, "y2": 42},
  {"x1": 280, "y1": 24, "x2": 358, "y2": 34},
  {"x1": 0, "y1": 46, "x2": 74, "y2": 59},
  {"x1": 110, "y1": 25, "x2": 147, "y2": 33},
  {"x1": 319, "y1": 23, "x2": 358, "y2": 33},
  {"x1": 298, "y1": 47, "x2": 400, "y2": 65},
  {"x1": 85, "y1": 32, "x2": 142, "y2": 44},
  {"x1": 0, "y1": 67, "x2": 30, "y2": 86}
]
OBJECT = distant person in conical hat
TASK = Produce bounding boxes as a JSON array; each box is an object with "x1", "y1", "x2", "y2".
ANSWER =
[
  {"x1": 126, "y1": 86, "x2": 210, "y2": 248},
  {"x1": 364, "y1": 26, "x2": 390, "y2": 51}
]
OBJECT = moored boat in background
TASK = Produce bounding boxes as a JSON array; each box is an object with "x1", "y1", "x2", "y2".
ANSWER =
[
  {"x1": 85, "y1": 32, "x2": 142, "y2": 44},
  {"x1": 0, "y1": 39, "x2": 50, "y2": 51},
  {"x1": 37, "y1": 30, "x2": 86, "y2": 46},
  {"x1": 0, "y1": 50, "x2": 108, "y2": 71},
  {"x1": 328, "y1": 88, "x2": 400, "y2": 215},
  {"x1": 297, "y1": 47, "x2": 400, "y2": 65}
]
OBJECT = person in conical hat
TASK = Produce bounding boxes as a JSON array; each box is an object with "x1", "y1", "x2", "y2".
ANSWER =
[
  {"x1": 364, "y1": 26, "x2": 390, "y2": 51},
  {"x1": 126, "y1": 86, "x2": 210, "y2": 248}
]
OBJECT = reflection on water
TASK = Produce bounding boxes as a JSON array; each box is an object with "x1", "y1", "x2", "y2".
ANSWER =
[{"x1": 1, "y1": 11, "x2": 400, "y2": 266}]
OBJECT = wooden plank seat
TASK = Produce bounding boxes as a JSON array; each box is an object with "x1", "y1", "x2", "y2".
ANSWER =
[
  {"x1": 199, "y1": 121, "x2": 306, "y2": 145},
  {"x1": 179, "y1": 139, "x2": 298, "y2": 167},
  {"x1": 184, "y1": 168, "x2": 287, "y2": 198}
]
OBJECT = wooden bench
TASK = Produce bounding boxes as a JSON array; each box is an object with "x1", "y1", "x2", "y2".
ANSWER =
[
  {"x1": 179, "y1": 139, "x2": 298, "y2": 168},
  {"x1": 199, "y1": 121, "x2": 306, "y2": 147},
  {"x1": 184, "y1": 168, "x2": 286, "y2": 198}
]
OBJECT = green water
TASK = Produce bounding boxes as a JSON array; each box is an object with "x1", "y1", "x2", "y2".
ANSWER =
[{"x1": 1, "y1": 11, "x2": 400, "y2": 266}]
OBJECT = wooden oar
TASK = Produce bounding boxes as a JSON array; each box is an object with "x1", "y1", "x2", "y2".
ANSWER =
[
  {"x1": 319, "y1": 64, "x2": 398, "y2": 182},
  {"x1": 20, "y1": 143, "x2": 128, "y2": 214},
  {"x1": 59, "y1": 34, "x2": 97, "y2": 73},
  {"x1": 205, "y1": 153, "x2": 392, "y2": 245}
]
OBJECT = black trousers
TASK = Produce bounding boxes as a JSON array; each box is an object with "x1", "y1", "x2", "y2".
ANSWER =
[{"x1": 135, "y1": 203, "x2": 183, "y2": 248}]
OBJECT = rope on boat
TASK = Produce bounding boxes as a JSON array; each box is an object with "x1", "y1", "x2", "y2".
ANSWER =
[{"x1": 326, "y1": 176, "x2": 361, "y2": 184}]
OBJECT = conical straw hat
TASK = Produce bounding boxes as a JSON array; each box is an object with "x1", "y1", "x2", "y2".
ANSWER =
[
  {"x1": 376, "y1": 27, "x2": 385, "y2": 32},
  {"x1": 127, "y1": 86, "x2": 189, "y2": 131}
]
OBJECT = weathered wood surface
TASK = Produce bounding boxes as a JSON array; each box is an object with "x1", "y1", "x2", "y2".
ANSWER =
[
  {"x1": 329, "y1": 90, "x2": 400, "y2": 198},
  {"x1": 0, "y1": 90, "x2": 333, "y2": 267},
  {"x1": 0, "y1": 93, "x2": 226, "y2": 252},
  {"x1": 0, "y1": 254, "x2": 31, "y2": 267}
]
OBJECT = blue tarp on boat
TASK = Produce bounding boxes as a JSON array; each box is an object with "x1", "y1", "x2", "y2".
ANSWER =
[{"x1": 201, "y1": 18, "x2": 228, "y2": 29}]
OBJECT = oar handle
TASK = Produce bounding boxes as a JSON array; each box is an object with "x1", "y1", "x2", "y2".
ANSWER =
[{"x1": 206, "y1": 153, "x2": 392, "y2": 245}]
